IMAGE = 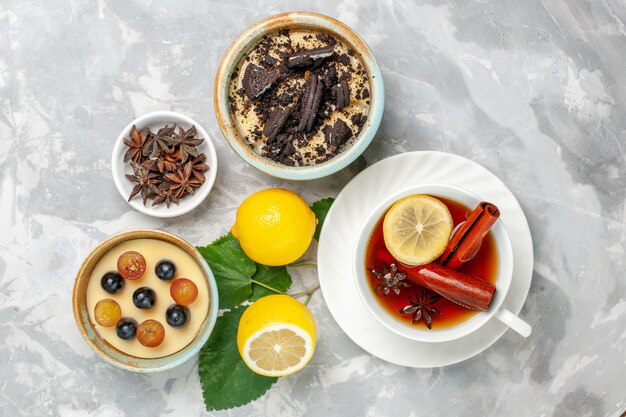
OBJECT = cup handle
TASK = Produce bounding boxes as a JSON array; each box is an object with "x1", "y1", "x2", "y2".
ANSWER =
[{"x1": 493, "y1": 308, "x2": 532, "y2": 337}]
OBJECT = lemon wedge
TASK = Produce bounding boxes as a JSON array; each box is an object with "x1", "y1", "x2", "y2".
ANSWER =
[
  {"x1": 237, "y1": 295, "x2": 316, "y2": 377},
  {"x1": 383, "y1": 194, "x2": 453, "y2": 266}
]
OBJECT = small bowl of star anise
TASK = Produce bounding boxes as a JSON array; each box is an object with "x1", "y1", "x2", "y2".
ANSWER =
[{"x1": 111, "y1": 111, "x2": 218, "y2": 218}]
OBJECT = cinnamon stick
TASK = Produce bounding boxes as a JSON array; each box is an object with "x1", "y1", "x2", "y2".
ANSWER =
[
  {"x1": 406, "y1": 263, "x2": 496, "y2": 311},
  {"x1": 440, "y1": 202, "x2": 500, "y2": 270}
]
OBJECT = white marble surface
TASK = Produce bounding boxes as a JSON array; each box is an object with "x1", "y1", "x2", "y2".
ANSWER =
[{"x1": 1, "y1": 1, "x2": 625, "y2": 416}]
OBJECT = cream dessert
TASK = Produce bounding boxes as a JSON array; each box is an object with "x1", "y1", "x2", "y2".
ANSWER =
[
  {"x1": 86, "y1": 238, "x2": 210, "y2": 359},
  {"x1": 228, "y1": 29, "x2": 371, "y2": 166}
]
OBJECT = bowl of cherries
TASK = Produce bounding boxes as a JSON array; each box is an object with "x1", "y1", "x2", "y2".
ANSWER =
[{"x1": 73, "y1": 229, "x2": 219, "y2": 372}]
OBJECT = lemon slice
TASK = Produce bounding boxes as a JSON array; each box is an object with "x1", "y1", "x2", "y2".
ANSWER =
[
  {"x1": 237, "y1": 295, "x2": 316, "y2": 377},
  {"x1": 383, "y1": 194, "x2": 453, "y2": 266}
]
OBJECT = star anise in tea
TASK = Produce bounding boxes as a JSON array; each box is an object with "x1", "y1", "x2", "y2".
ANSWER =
[
  {"x1": 171, "y1": 125, "x2": 204, "y2": 163},
  {"x1": 125, "y1": 162, "x2": 160, "y2": 205},
  {"x1": 164, "y1": 162, "x2": 203, "y2": 198},
  {"x1": 122, "y1": 122, "x2": 209, "y2": 207},
  {"x1": 123, "y1": 125, "x2": 150, "y2": 163},
  {"x1": 371, "y1": 263, "x2": 411, "y2": 296},
  {"x1": 398, "y1": 289, "x2": 442, "y2": 329}
]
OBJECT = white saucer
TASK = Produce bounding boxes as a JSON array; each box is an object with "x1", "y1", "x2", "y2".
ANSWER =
[{"x1": 317, "y1": 151, "x2": 533, "y2": 368}]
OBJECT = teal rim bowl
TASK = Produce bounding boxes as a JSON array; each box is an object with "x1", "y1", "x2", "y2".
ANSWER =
[
  {"x1": 214, "y1": 11, "x2": 384, "y2": 181},
  {"x1": 72, "y1": 229, "x2": 219, "y2": 373}
]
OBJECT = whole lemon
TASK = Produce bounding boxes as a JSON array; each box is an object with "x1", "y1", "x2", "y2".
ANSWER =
[{"x1": 231, "y1": 188, "x2": 316, "y2": 266}]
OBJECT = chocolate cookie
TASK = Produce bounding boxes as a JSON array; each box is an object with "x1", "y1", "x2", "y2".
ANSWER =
[
  {"x1": 323, "y1": 119, "x2": 352, "y2": 147},
  {"x1": 334, "y1": 79, "x2": 350, "y2": 109},
  {"x1": 262, "y1": 106, "x2": 292, "y2": 141},
  {"x1": 286, "y1": 45, "x2": 335, "y2": 69},
  {"x1": 242, "y1": 64, "x2": 278, "y2": 100},
  {"x1": 297, "y1": 74, "x2": 324, "y2": 133}
]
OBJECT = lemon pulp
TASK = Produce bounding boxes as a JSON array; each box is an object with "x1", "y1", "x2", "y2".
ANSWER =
[{"x1": 382, "y1": 194, "x2": 453, "y2": 266}]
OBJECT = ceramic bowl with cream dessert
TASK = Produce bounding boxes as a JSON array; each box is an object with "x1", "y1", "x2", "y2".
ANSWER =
[
  {"x1": 353, "y1": 184, "x2": 532, "y2": 343},
  {"x1": 73, "y1": 230, "x2": 218, "y2": 372},
  {"x1": 214, "y1": 12, "x2": 384, "y2": 180}
]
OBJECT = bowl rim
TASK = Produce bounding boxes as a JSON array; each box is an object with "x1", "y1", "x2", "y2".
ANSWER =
[
  {"x1": 213, "y1": 11, "x2": 384, "y2": 181},
  {"x1": 72, "y1": 229, "x2": 219, "y2": 372},
  {"x1": 352, "y1": 183, "x2": 514, "y2": 343},
  {"x1": 111, "y1": 110, "x2": 218, "y2": 218}
]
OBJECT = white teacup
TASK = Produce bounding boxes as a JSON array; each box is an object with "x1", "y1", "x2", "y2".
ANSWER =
[{"x1": 353, "y1": 183, "x2": 532, "y2": 343}]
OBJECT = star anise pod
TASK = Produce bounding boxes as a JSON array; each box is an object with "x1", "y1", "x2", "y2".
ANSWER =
[
  {"x1": 187, "y1": 153, "x2": 209, "y2": 182},
  {"x1": 125, "y1": 162, "x2": 160, "y2": 205},
  {"x1": 123, "y1": 125, "x2": 150, "y2": 163},
  {"x1": 171, "y1": 125, "x2": 204, "y2": 163},
  {"x1": 164, "y1": 162, "x2": 202, "y2": 198},
  {"x1": 141, "y1": 158, "x2": 179, "y2": 174},
  {"x1": 151, "y1": 181, "x2": 179, "y2": 208},
  {"x1": 399, "y1": 289, "x2": 442, "y2": 329},
  {"x1": 371, "y1": 263, "x2": 411, "y2": 296},
  {"x1": 144, "y1": 123, "x2": 176, "y2": 159},
  {"x1": 141, "y1": 159, "x2": 159, "y2": 172},
  {"x1": 158, "y1": 159, "x2": 179, "y2": 173}
]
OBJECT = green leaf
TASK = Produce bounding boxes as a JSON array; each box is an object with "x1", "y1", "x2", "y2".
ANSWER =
[
  {"x1": 311, "y1": 197, "x2": 335, "y2": 240},
  {"x1": 197, "y1": 234, "x2": 257, "y2": 309},
  {"x1": 199, "y1": 305, "x2": 277, "y2": 411},
  {"x1": 207, "y1": 233, "x2": 240, "y2": 247},
  {"x1": 250, "y1": 264, "x2": 292, "y2": 301}
]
